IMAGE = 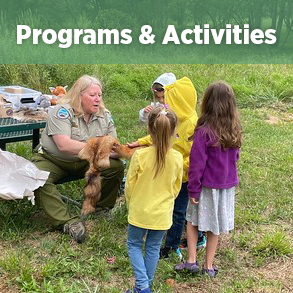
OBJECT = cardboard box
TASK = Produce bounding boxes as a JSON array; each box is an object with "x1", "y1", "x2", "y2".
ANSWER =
[
  {"x1": 5, "y1": 86, "x2": 24, "y2": 94},
  {"x1": 0, "y1": 94, "x2": 13, "y2": 118}
]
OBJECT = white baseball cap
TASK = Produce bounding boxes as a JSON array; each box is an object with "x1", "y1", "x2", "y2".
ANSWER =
[{"x1": 152, "y1": 72, "x2": 176, "y2": 88}]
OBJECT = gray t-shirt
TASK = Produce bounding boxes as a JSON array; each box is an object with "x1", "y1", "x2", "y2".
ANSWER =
[{"x1": 41, "y1": 103, "x2": 117, "y2": 161}]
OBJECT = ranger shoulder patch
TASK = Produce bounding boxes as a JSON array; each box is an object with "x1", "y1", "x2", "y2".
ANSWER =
[
  {"x1": 105, "y1": 110, "x2": 114, "y2": 125},
  {"x1": 57, "y1": 108, "x2": 69, "y2": 119},
  {"x1": 109, "y1": 114, "x2": 114, "y2": 125}
]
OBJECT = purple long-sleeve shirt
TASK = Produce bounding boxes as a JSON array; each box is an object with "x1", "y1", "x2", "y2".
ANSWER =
[{"x1": 188, "y1": 127, "x2": 239, "y2": 199}]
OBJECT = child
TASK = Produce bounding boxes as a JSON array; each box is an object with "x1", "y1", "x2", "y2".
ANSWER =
[
  {"x1": 118, "y1": 73, "x2": 176, "y2": 197},
  {"x1": 130, "y1": 76, "x2": 206, "y2": 261},
  {"x1": 139, "y1": 72, "x2": 176, "y2": 124},
  {"x1": 125, "y1": 107, "x2": 183, "y2": 293},
  {"x1": 175, "y1": 81, "x2": 242, "y2": 277}
]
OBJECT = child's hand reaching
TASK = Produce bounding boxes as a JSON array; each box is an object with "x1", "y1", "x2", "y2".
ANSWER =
[
  {"x1": 127, "y1": 141, "x2": 140, "y2": 148},
  {"x1": 143, "y1": 105, "x2": 154, "y2": 114},
  {"x1": 190, "y1": 198, "x2": 199, "y2": 205}
]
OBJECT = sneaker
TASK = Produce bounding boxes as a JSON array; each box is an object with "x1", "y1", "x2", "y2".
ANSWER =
[
  {"x1": 63, "y1": 221, "x2": 86, "y2": 243},
  {"x1": 160, "y1": 246, "x2": 171, "y2": 258},
  {"x1": 202, "y1": 265, "x2": 218, "y2": 278},
  {"x1": 197, "y1": 235, "x2": 206, "y2": 250},
  {"x1": 160, "y1": 247, "x2": 183, "y2": 261},
  {"x1": 119, "y1": 175, "x2": 126, "y2": 196},
  {"x1": 179, "y1": 238, "x2": 187, "y2": 249},
  {"x1": 174, "y1": 261, "x2": 199, "y2": 273},
  {"x1": 175, "y1": 247, "x2": 183, "y2": 261},
  {"x1": 179, "y1": 235, "x2": 206, "y2": 250}
]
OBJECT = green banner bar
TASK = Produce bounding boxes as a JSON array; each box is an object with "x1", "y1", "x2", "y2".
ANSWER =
[{"x1": 0, "y1": 0, "x2": 292, "y2": 64}]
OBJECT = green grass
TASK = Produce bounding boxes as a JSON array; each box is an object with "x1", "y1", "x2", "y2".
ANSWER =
[{"x1": 0, "y1": 64, "x2": 292, "y2": 292}]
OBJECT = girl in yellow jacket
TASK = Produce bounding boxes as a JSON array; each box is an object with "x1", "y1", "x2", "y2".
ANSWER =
[
  {"x1": 125, "y1": 107, "x2": 183, "y2": 293},
  {"x1": 129, "y1": 76, "x2": 205, "y2": 260}
]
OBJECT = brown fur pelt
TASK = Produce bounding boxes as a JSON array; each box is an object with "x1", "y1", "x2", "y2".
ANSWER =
[
  {"x1": 78, "y1": 135, "x2": 138, "y2": 216},
  {"x1": 13, "y1": 109, "x2": 48, "y2": 122}
]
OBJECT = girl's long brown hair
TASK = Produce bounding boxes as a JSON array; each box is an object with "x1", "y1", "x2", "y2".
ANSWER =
[
  {"x1": 148, "y1": 107, "x2": 177, "y2": 177},
  {"x1": 190, "y1": 81, "x2": 242, "y2": 148}
]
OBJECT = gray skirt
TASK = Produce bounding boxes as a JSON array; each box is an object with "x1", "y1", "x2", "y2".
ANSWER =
[{"x1": 186, "y1": 187, "x2": 235, "y2": 235}]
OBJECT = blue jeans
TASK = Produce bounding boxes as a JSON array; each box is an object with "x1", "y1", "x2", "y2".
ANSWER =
[
  {"x1": 127, "y1": 224, "x2": 165, "y2": 290},
  {"x1": 165, "y1": 182, "x2": 202, "y2": 249}
]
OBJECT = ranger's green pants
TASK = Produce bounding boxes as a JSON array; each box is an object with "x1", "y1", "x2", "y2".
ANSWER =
[{"x1": 31, "y1": 150, "x2": 124, "y2": 227}]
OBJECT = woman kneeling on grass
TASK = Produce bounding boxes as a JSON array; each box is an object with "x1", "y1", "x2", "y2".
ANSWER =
[
  {"x1": 31, "y1": 75, "x2": 124, "y2": 243},
  {"x1": 175, "y1": 81, "x2": 242, "y2": 277},
  {"x1": 125, "y1": 107, "x2": 183, "y2": 293}
]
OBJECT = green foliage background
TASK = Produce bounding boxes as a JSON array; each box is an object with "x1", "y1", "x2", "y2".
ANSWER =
[{"x1": 1, "y1": 63, "x2": 293, "y2": 108}]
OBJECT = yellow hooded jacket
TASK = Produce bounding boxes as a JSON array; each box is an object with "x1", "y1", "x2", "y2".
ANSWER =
[{"x1": 138, "y1": 77, "x2": 198, "y2": 182}]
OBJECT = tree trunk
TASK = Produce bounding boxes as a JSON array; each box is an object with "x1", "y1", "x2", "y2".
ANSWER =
[
  {"x1": 270, "y1": 0, "x2": 277, "y2": 29},
  {"x1": 275, "y1": 0, "x2": 286, "y2": 46}
]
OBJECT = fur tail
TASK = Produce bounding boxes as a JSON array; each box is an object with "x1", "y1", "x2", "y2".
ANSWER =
[
  {"x1": 81, "y1": 168, "x2": 101, "y2": 216},
  {"x1": 78, "y1": 136, "x2": 141, "y2": 217}
]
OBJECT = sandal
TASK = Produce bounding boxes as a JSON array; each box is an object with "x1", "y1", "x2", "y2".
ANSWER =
[
  {"x1": 174, "y1": 261, "x2": 199, "y2": 273},
  {"x1": 202, "y1": 265, "x2": 218, "y2": 278}
]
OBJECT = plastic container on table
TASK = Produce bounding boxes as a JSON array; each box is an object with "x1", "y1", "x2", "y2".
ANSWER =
[{"x1": 0, "y1": 86, "x2": 42, "y2": 110}]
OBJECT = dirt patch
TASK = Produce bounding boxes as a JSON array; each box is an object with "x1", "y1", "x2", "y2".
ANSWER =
[
  {"x1": 275, "y1": 220, "x2": 293, "y2": 239},
  {"x1": 262, "y1": 109, "x2": 293, "y2": 125},
  {"x1": 0, "y1": 275, "x2": 19, "y2": 293},
  {"x1": 255, "y1": 258, "x2": 293, "y2": 292},
  {"x1": 253, "y1": 103, "x2": 293, "y2": 125},
  {"x1": 80, "y1": 275, "x2": 130, "y2": 291},
  {"x1": 266, "y1": 115, "x2": 281, "y2": 124},
  {"x1": 172, "y1": 279, "x2": 221, "y2": 293},
  {"x1": 0, "y1": 243, "x2": 9, "y2": 258}
]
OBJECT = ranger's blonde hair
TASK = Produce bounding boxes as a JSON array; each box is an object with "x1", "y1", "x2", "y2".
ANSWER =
[{"x1": 62, "y1": 75, "x2": 103, "y2": 116}]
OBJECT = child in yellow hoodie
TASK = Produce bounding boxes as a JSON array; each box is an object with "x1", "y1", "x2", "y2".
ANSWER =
[
  {"x1": 125, "y1": 107, "x2": 183, "y2": 293},
  {"x1": 129, "y1": 75, "x2": 206, "y2": 260}
]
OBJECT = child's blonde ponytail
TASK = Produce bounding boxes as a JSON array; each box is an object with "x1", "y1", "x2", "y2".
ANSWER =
[{"x1": 148, "y1": 107, "x2": 177, "y2": 177}]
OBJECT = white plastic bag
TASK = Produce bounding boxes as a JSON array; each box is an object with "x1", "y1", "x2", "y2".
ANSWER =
[{"x1": 0, "y1": 150, "x2": 49, "y2": 204}]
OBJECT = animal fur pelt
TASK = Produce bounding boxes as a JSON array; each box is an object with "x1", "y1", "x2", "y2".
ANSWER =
[
  {"x1": 78, "y1": 136, "x2": 137, "y2": 216},
  {"x1": 13, "y1": 109, "x2": 48, "y2": 122}
]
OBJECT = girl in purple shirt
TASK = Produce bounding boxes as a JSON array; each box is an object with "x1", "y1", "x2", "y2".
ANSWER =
[{"x1": 174, "y1": 81, "x2": 242, "y2": 277}]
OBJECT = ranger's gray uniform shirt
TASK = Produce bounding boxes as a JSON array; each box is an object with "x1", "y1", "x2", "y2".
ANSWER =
[{"x1": 40, "y1": 103, "x2": 117, "y2": 161}]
